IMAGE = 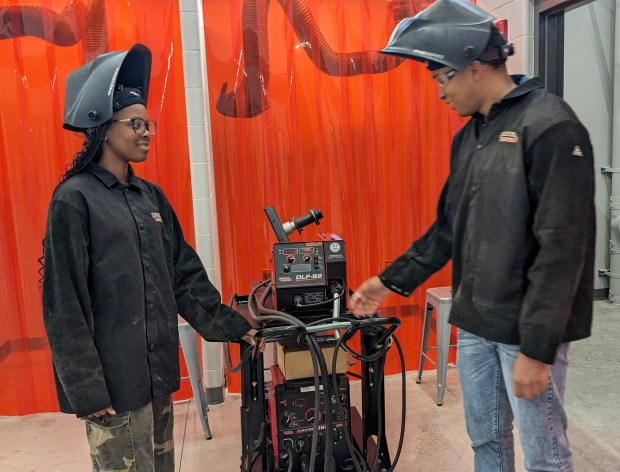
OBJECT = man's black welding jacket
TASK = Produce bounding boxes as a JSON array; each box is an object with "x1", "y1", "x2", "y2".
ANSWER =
[{"x1": 380, "y1": 76, "x2": 595, "y2": 365}]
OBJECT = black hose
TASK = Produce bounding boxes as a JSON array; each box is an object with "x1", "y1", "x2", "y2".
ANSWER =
[
  {"x1": 225, "y1": 293, "x2": 244, "y2": 373},
  {"x1": 387, "y1": 335, "x2": 407, "y2": 472},
  {"x1": 332, "y1": 334, "x2": 368, "y2": 472},
  {"x1": 243, "y1": 280, "x2": 407, "y2": 471},
  {"x1": 306, "y1": 334, "x2": 334, "y2": 471},
  {"x1": 286, "y1": 446, "x2": 295, "y2": 472},
  {"x1": 371, "y1": 355, "x2": 386, "y2": 472}
]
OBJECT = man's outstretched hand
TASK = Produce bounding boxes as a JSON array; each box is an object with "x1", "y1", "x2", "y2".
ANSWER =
[{"x1": 348, "y1": 276, "x2": 391, "y2": 319}]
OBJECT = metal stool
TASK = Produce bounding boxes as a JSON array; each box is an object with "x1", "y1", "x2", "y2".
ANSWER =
[
  {"x1": 416, "y1": 286, "x2": 456, "y2": 406},
  {"x1": 178, "y1": 321, "x2": 213, "y2": 439}
]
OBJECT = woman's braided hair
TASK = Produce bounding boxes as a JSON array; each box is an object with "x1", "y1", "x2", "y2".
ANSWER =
[
  {"x1": 57, "y1": 121, "x2": 111, "y2": 190},
  {"x1": 39, "y1": 121, "x2": 111, "y2": 283}
]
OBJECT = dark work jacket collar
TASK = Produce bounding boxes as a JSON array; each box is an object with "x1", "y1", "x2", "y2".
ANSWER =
[
  {"x1": 87, "y1": 162, "x2": 146, "y2": 191},
  {"x1": 473, "y1": 75, "x2": 544, "y2": 124}
]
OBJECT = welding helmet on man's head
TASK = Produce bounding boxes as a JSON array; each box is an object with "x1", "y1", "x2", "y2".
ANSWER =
[
  {"x1": 63, "y1": 43, "x2": 152, "y2": 132},
  {"x1": 380, "y1": 0, "x2": 513, "y2": 71}
]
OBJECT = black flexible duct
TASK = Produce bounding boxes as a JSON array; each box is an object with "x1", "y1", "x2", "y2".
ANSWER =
[
  {"x1": 217, "y1": 0, "x2": 419, "y2": 117},
  {"x1": 0, "y1": 0, "x2": 108, "y2": 62}
]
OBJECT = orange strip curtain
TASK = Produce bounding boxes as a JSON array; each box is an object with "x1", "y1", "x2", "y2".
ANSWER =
[
  {"x1": 1, "y1": 0, "x2": 465, "y2": 414},
  {"x1": 202, "y1": 0, "x2": 465, "y2": 391},
  {"x1": 0, "y1": 0, "x2": 193, "y2": 415}
]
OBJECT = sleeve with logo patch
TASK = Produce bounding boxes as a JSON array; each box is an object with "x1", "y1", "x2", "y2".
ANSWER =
[
  {"x1": 379, "y1": 180, "x2": 453, "y2": 296},
  {"x1": 519, "y1": 121, "x2": 595, "y2": 363},
  {"x1": 170, "y1": 205, "x2": 251, "y2": 342},
  {"x1": 42, "y1": 200, "x2": 112, "y2": 418}
]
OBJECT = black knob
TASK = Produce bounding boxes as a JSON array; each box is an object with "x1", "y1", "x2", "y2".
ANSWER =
[
  {"x1": 295, "y1": 438, "x2": 305, "y2": 452},
  {"x1": 287, "y1": 255, "x2": 295, "y2": 263},
  {"x1": 283, "y1": 265, "x2": 290, "y2": 273},
  {"x1": 282, "y1": 414, "x2": 293, "y2": 427}
]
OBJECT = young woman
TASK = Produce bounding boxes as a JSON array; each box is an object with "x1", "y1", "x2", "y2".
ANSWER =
[{"x1": 42, "y1": 50, "x2": 255, "y2": 472}]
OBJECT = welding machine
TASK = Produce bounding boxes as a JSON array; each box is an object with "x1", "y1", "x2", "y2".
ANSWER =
[{"x1": 232, "y1": 206, "x2": 406, "y2": 472}]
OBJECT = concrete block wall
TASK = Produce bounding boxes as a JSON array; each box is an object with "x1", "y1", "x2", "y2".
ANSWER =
[{"x1": 481, "y1": 0, "x2": 536, "y2": 76}]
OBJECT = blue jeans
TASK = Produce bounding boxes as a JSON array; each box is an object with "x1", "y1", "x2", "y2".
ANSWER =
[{"x1": 457, "y1": 329, "x2": 572, "y2": 472}]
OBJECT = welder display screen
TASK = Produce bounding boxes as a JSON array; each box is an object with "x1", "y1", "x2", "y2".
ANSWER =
[{"x1": 291, "y1": 264, "x2": 311, "y2": 273}]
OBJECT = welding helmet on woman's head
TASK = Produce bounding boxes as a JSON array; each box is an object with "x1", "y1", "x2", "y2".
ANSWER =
[
  {"x1": 380, "y1": 0, "x2": 513, "y2": 71},
  {"x1": 63, "y1": 43, "x2": 152, "y2": 132}
]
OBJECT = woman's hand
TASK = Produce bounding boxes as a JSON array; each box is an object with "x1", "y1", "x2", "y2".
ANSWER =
[
  {"x1": 88, "y1": 406, "x2": 116, "y2": 418},
  {"x1": 241, "y1": 328, "x2": 266, "y2": 352}
]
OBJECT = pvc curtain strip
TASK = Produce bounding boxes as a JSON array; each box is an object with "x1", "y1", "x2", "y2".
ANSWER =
[
  {"x1": 201, "y1": 0, "x2": 463, "y2": 392},
  {"x1": 0, "y1": 0, "x2": 194, "y2": 414},
  {"x1": 0, "y1": 0, "x2": 462, "y2": 412}
]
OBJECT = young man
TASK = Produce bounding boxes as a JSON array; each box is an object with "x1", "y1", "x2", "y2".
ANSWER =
[
  {"x1": 42, "y1": 44, "x2": 256, "y2": 471},
  {"x1": 348, "y1": 1, "x2": 594, "y2": 471}
]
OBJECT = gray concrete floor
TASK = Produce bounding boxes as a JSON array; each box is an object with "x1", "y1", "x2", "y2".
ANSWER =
[{"x1": 1, "y1": 301, "x2": 619, "y2": 471}]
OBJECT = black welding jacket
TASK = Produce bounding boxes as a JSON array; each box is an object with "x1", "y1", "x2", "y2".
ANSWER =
[
  {"x1": 380, "y1": 77, "x2": 595, "y2": 364},
  {"x1": 42, "y1": 164, "x2": 251, "y2": 417}
]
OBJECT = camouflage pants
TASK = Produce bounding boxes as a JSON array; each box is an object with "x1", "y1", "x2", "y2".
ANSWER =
[{"x1": 85, "y1": 395, "x2": 174, "y2": 472}]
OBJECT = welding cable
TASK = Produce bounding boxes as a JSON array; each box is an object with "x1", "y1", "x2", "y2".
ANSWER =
[
  {"x1": 225, "y1": 293, "x2": 245, "y2": 373},
  {"x1": 226, "y1": 285, "x2": 296, "y2": 372},
  {"x1": 250, "y1": 279, "x2": 299, "y2": 326},
  {"x1": 248, "y1": 281, "x2": 310, "y2": 334},
  {"x1": 337, "y1": 329, "x2": 390, "y2": 363},
  {"x1": 305, "y1": 333, "x2": 333, "y2": 470},
  {"x1": 247, "y1": 279, "x2": 271, "y2": 322},
  {"x1": 370, "y1": 355, "x2": 386, "y2": 472},
  {"x1": 334, "y1": 319, "x2": 400, "y2": 363},
  {"x1": 346, "y1": 323, "x2": 388, "y2": 472},
  {"x1": 243, "y1": 282, "x2": 329, "y2": 471},
  {"x1": 334, "y1": 324, "x2": 407, "y2": 472},
  {"x1": 254, "y1": 282, "x2": 309, "y2": 328},
  {"x1": 250, "y1": 287, "x2": 377, "y2": 471},
  {"x1": 239, "y1": 348, "x2": 266, "y2": 472},
  {"x1": 251, "y1": 327, "x2": 324, "y2": 472},
  {"x1": 256, "y1": 320, "x2": 337, "y2": 471},
  {"x1": 386, "y1": 334, "x2": 406, "y2": 472},
  {"x1": 286, "y1": 446, "x2": 295, "y2": 472},
  {"x1": 274, "y1": 325, "x2": 336, "y2": 472},
  {"x1": 257, "y1": 284, "x2": 306, "y2": 325},
  {"x1": 331, "y1": 338, "x2": 368, "y2": 472},
  {"x1": 304, "y1": 332, "x2": 323, "y2": 472},
  {"x1": 331, "y1": 320, "x2": 407, "y2": 472},
  {"x1": 306, "y1": 333, "x2": 335, "y2": 471},
  {"x1": 304, "y1": 316, "x2": 389, "y2": 363}
]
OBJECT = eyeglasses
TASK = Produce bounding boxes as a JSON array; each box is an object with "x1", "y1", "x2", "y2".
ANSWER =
[
  {"x1": 433, "y1": 69, "x2": 458, "y2": 87},
  {"x1": 112, "y1": 117, "x2": 157, "y2": 136}
]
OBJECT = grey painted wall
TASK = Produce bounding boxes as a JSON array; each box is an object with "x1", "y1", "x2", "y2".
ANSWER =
[{"x1": 563, "y1": 0, "x2": 616, "y2": 293}]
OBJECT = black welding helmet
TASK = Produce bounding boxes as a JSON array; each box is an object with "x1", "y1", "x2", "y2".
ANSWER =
[
  {"x1": 380, "y1": 0, "x2": 512, "y2": 71},
  {"x1": 63, "y1": 43, "x2": 152, "y2": 132}
]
